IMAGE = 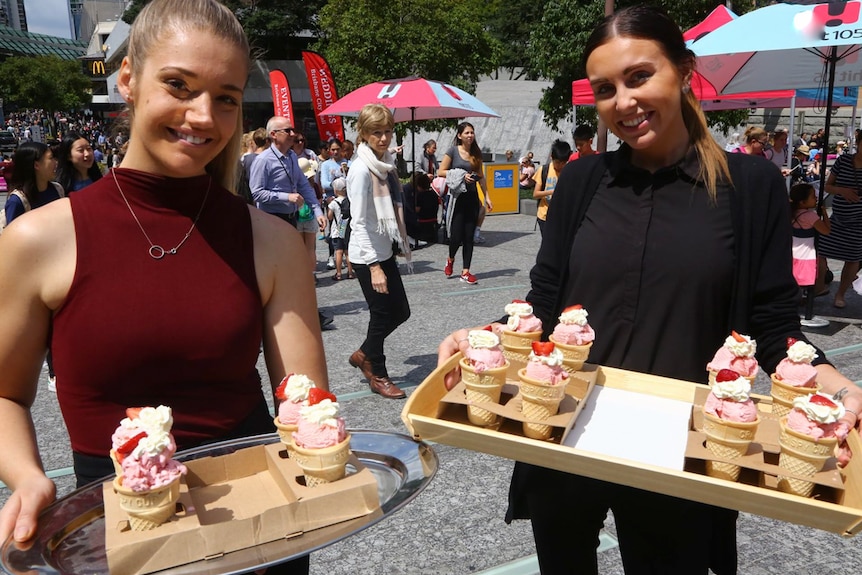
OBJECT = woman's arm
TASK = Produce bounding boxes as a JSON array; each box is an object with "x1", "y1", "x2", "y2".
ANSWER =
[
  {"x1": 251, "y1": 209, "x2": 329, "y2": 395},
  {"x1": 824, "y1": 168, "x2": 859, "y2": 202},
  {"x1": 437, "y1": 153, "x2": 452, "y2": 178},
  {"x1": 0, "y1": 204, "x2": 76, "y2": 542}
]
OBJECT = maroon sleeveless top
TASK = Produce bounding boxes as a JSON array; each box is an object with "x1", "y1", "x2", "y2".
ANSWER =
[{"x1": 52, "y1": 168, "x2": 264, "y2": 456}]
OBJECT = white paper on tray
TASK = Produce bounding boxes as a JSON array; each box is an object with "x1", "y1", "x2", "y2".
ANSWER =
[{"x1": 563, "y1": 385, "x2": 691, "y2": 470}]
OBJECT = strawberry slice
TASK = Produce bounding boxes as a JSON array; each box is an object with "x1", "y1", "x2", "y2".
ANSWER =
[
  {"x1": 275, "y1": 373, "x2": 294, "y2": 401},
  {"x1": 531, "y1": 341, "x2": 555, "y2": 356},
  {"x1": 716, "y1": 369, "x2": 740, "y2": 383},
  {"x1": 308, "y1": 387, "x2": 337, "y2": 405},
  {"x1": 810, "y1": 394, "x2": 837, "y2": 408},
  {"x1": 125, "y1": 407, "x2": 143, "y2": 420},
  {"x1": 786, "y1": 337, "x2": 798, "y2": 349},
  {"x1": 563, "y1": 304, "x2": 584, "y2": 312},
  {"x1": 482, "y1": 325, "x2": 494, "y2": 331},
  {"x1": 511, "y1": 299, "x2": 529, "y2": 304},
  {"x1": 116, "y1": 431, "x2": 147, "y2": 460},
  {"x1": 731, "y1": 331, "x2": 746, "y2": 343}
]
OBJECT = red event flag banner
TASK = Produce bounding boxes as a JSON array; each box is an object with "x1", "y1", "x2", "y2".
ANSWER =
[
  {"x1": 269, "y1": 69, "x2": 294, "y2": 125},
  {"x1": 302, "y1": 51, "x2": 344, "y2": 142}
]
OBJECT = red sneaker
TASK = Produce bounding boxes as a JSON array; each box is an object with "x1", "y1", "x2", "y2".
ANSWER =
[
  {"x1": 444, "y1": 259, "x2": 454, "y2": 277},
  {"x1": 460, "y1": 272, "x2": 477, "y2": 285}
]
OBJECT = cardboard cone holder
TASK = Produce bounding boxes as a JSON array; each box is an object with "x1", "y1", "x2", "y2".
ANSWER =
[
  {"x1": 549, "y1": 335, "x2": 592, "y2": 372},
  {"x1": 273, "y1": 416, "x2": 299, "y2": 457},
  {"x1": 518, "y1": 368, "x2": 568, "y2": 440},
  {"x1": 459, "y1": 358, "x2": 508, "y2": 426},
  {"x1": 112, "y1": 475, "x2": 181, "y2": 531},
  {"x1": 770, "y1": 374, "x2": 820, "y2": 417},
  {"x1": 777, "y1": 417, "x2": 838, "y2": 498},
  {"x1": 702, "y1": 411, "x2": 760, "y2": 482},
  {"x1": 290, "y1": 434, "x2": 352, "y2": 487}
]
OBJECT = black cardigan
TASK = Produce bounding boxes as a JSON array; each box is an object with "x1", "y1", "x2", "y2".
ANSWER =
[{"x1": 525, "y1": 148, "x2": 829, "y2": 375}]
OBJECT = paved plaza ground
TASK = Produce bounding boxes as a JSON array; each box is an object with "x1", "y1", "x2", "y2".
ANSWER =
[{"x1": 4, "y1": 212, "x2": 862, "y2": 574}]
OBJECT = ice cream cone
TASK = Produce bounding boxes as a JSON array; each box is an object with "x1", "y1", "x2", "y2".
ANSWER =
[
  {"x1": 701, "y1": 411, "x2": 759, "y2": 482},
  {"x1": 501, "y1": 343, "x2": 532, "y2": 366},
  {"x1": 273, "y1": 416, "x2": 299, "y2": 457},
  {"x1": 548, "y1": 335, "x2": 591, "y2": 372},
  {"x1": 112, "y1": 475, "x2": 181, "y2": 531},
  {"x1": 707, "y1": 369, "x2": 755, "y2": 388},
  {"x1": 460, "y1": 358, "x2": 508, "y2": 426},
  {"x1": 109, "y1": 450, "x2": 123, "y2": 477},
  {"x1": 770, "y1": 374, "x2": 820, "y2": 417},
  {"x1": 518, "y1": 368, "x2": 567, "y2": 440},
  {"x1": 500, "y1": 329, "x2": 541, "y2": 349},
  {"x1": 290, "y1": 434, "x2": 352, "y2": 487},
  {"x1": 777, "y1": 417, "x2": 837, "y2": 498}
]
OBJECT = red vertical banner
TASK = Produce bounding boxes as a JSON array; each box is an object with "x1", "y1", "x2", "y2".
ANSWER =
[
  {"x1": 269, "y1": 69, "x2": 294, "y2": 125},
  {"x1": 302, "y1": 51, "x2": 345, "y2": 142}
]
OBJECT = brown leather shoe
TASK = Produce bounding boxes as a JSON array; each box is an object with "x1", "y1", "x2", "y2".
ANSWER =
[
  {"x1": 349, "y1": 349, "x2": 375, "y2": 380},
  {"x1": 368, "y1": 375, "x2": 406, "y2": 399}
]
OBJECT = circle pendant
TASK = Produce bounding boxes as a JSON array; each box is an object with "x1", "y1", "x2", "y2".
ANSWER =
[{"x1": 149, "y1": 245, "x2": 166, "y2": 259}]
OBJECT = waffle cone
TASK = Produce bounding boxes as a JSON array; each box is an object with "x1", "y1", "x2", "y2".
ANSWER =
[
  {"x1": 273, "y1": 416, "x2": 299, "y2": 457},
  {"x1": 112, "y1": 475, "x2": 181, "y2": 531},
  {"x1": 290, "y1": 434, "x2": 352, "y2": 487},
  {"x1": 777, "y1": 417, "x2": 837, "y2": 498},
  {"x1": 109, "y1": 450, "x2": 123, "y2": 477},
  {"x1": 549, "y1": 335, "x2": 592, "y2": 371},
  {"x1": 770, "y1": 374, "x2": 820, "y2": 417},
  {"x1": 460, "y1": 358, "x2": 507, "y2": 426},
  {"x1": 518, "y1": 368, "x2": 567, "y2": 440},
  {"x1": 501, "y1": 344, "x2": 532, "y2": 366},
  {"x1": 707, "y1": 369, "x2": 755, "y2": 387},
  {"x1": 500, "y1": 329, "x2": 542, "y2": 349},
  {"x1": 702, "y1": 411, "x2": 759, "y2": 482}
]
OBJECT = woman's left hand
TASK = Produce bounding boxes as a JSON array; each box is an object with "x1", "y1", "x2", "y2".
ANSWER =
[
  {"x1": 486, "y1": 198, "x2": 493, "y2": 212},
  {"x1": 370, "y1": 264, "x2": 388, "y2": 294}
]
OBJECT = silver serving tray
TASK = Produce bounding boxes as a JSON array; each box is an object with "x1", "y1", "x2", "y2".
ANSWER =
[{"x1": 1, "y1": 431, "x2": 437, "y2": 575}]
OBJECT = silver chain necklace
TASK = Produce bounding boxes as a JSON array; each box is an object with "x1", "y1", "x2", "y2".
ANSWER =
[{"x1": 112, "y1": 169, "x2": 211, "y2": 260}]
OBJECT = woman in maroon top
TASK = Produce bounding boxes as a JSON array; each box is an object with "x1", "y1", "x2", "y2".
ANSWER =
[{"x1": 0, "y1": 2, "x2": 326, "y2": 572}]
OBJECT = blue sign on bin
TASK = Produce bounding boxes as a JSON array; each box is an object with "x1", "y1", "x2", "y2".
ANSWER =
[{"x1": 494, "y1": 169, "x2": 514, "y2": 188}]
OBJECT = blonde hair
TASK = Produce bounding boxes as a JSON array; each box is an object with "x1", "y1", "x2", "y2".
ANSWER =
[
  {"x1": 681, "y1": 89, "x2": 731, "y2": 201},
  {"x1": 743, "y1": 126, "x2": 768, "y2": 145},
  {"x1": 355, "y1": 104, "x2": 394, "y2": 144},
  {"x1": 126, "y1": 0, "x2": 250, "y2": 191}
]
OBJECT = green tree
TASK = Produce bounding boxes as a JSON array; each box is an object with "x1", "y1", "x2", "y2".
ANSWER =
[
  {"x1": 122, "y1": 0, "x2": 323, "y2": 59},
  {"x1": 0, "y1": 56, "x2": 92, "y2": 112},
  {"x1": 484, "y1": 0, "x2": 550, "y2": 80},
  {"x1": 530, "y1": 0, "x2": 749, "y2": 132}
]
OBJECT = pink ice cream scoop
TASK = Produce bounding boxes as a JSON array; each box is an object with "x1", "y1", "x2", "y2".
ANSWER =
[
  {"x1": 465, "y1": 347, "x2": 506, "y2": 372},
  {"x1": 552, "y1": 323, "x2": 595, "y2": 345},
  {"x1": 703, "y1": 393, "x2": 758, "y2": 423},
  {"x1": 775, "y1": 358, "x2": 818, "y2": 388},
  {"x1": 278, "y1": 400, "x2": 304, "y2": 426},
  {"x1": 293, "y1": 416, "x2": 347, "y2": 449},
  {"x1": 120, "y1": 436, "x2": 187, "y2": 491},
  {"x1": 786, "y1": 409, "x2": 841, "y2": 440},
  {"x1": 525, "y1": 361, "x2": 567, "y2": 384},
  {"x1": 706, "y1": 347, "x2": 758, "y2": 378},
  {"x1": 514, "y1": 315, "x2": 543, "y2": 332},
  {"x1": 504, "y1": 301, "x2": 543, "y2": 333}
]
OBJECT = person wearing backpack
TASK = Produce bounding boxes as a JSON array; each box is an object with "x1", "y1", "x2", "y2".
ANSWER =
[
  {"x1": 532, "y1": 139, "x2": 572, "y2": 236},
  {"x1": 1, "y1": 142, "x2": 63, "y2": 233},
  {"x1": 328, "y1": 177, "x2": 354, "y2": 280}
]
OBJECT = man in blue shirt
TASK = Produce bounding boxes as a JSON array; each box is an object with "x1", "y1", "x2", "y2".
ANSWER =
[{"x1": 249, "y1": 116, "x2": 325, "y2": 230}]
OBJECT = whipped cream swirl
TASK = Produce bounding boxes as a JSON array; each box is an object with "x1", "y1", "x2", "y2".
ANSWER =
[
  {"x1": 467, "y1": 330, "x2": 501, "y2": 349},
  {"x1": 724, "y1": 334, "x2": 756, "y2": 358},
  {"x1": 786, "y1": 341, "x2": 818, "y2": 364},
  {"x1": 299, "y1": 399, "x2": 342, "y2": 428}
]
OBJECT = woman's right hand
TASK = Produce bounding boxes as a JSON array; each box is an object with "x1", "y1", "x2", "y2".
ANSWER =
[
  {"x1": 0, "y1": 473, "x2": 55, "y2": 544},
  {"x1": 370, "y1": 264, "x2": 388, "y2": 294},
  {"x1": 437, "y1": 323, "x2": 505, "y2": 390},
  {"x1": 839, "y1": 186, "x2": 860, "y2": 203}
]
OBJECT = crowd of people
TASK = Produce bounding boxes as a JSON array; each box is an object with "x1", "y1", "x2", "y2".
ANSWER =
[{"x1": 2, "y1": 3, "x2": 862, "y2": 574}]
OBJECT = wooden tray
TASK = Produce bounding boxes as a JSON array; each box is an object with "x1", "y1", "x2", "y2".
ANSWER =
[{"x1": 401, "y1": 354, "x2": 862, "y2": 537}]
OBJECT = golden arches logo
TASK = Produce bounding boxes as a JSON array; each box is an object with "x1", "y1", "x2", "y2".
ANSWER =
[{"x1": 91, "y1": 60, "x2": 106, "y2": 76}]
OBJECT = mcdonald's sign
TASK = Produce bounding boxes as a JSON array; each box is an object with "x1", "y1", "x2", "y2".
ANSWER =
[{"x1": 90, "y1": 60, "x2": 106, "y2": 76}]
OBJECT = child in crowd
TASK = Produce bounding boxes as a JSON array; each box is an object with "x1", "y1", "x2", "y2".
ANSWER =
[
  {"x1": 789, "y1": 182, "x2": 830, "y2": 294},
  {"x1": 328, "y1": 177, "x2": 354, "y2": 280}
]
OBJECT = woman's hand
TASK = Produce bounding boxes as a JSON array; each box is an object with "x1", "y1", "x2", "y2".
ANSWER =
[
  {"x1": 0, "y1": 473, "x2": 55, "y2": 544},
  {"x1": 288, "y1": 192, "x2": 305, "y2": 207},
  {"x1": 370, "y1": 264, "x2": 388, "y2": 294},
  {"x1": 838, "y1": 186, "x2": 860, "y2": 203},
  {"x1": 486, "y1": 198, "x2": 493, "y2": 212}
]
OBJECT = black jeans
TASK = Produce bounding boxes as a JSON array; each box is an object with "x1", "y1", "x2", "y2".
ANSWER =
[
  {"x1": 448, "y1": 194, "x2": 479, "y2": 269},
  {"x1": 352, "y1": 256, "x2": 410, "y2": 378}
]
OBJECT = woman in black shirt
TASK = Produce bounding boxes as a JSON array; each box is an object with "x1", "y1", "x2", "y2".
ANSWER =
[{"x1": 438, "y1": 6, "x2": 862, "y2": 574}]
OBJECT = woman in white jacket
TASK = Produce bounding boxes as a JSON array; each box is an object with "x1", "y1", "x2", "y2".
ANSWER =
[{"x1": 346, "y1": 104, "x2": 411, "y2": 399}]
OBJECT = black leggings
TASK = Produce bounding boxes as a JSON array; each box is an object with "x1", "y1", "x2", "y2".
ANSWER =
[
  {"x1": 352, "y1": 256, "x2": 411, "y2": 377},
  {"x1": 448, "y1": 193, "x2": 479, "y2": 269}
]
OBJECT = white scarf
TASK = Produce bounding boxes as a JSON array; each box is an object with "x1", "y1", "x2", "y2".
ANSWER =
[{"x1": 356, "y1": 143, "x2": 412, "y2": 271}]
